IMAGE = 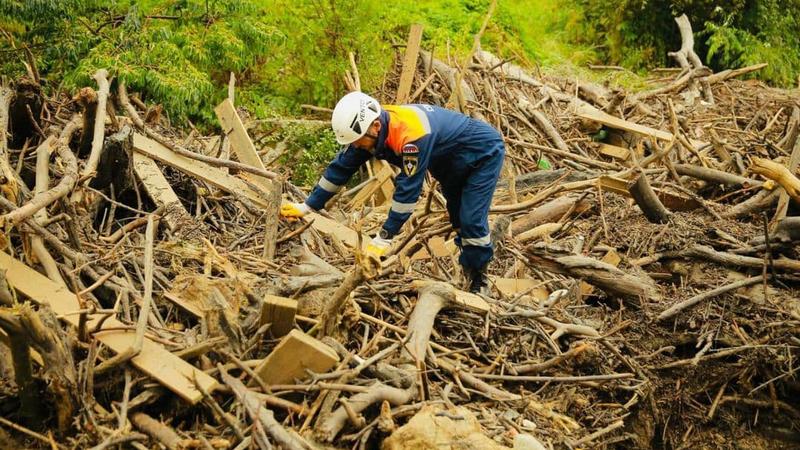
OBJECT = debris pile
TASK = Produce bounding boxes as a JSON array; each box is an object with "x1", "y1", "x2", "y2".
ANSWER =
[{"x1": 0, "y1": 15, "x2": 798, "y2": 450}]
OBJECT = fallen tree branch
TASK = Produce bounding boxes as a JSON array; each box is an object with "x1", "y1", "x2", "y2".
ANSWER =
[
  {"x1": 526, "y1": 243, "x2": 661, "y2": 300},
  {"x1": 80, "y1": 69, "x2": 110, "y2": 183},
  {"x1": 628, "y1": 171, "x2": 670, "y2": 223},
  {"x1": 219, "y1": 365, "x2": 310, "y2": 450},
  {"x1": 750, "y1": 157, "x2": 800, "y2": 201},
  {"x1": 658, "y1": 275, "x2": 765, "y2": 321},
  {"x1": 2, "y1": 116, "x2": 80, "y2": 225}
]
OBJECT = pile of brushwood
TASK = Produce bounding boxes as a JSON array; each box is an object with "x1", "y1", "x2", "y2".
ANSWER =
[{"x1": 0, "y1": 14, "x2": 798, "y2": 450}]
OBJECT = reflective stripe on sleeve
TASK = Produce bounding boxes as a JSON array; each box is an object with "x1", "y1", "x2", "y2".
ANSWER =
[
  {"x1": 390, "y1": 200, "x2": 416, "y2": 214},
  {"x1": 462, "y1": 235, "x2": 491, "y2": 247},
  {"x1": 318, "y1": 176, "x2": 342, "y2": 193}
]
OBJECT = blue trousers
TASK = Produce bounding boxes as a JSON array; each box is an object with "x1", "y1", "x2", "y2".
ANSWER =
[{"x1": 428, "y1": 120, "x2": 505, "y2": 270}]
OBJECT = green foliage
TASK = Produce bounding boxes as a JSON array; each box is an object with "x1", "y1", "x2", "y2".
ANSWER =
[
  {"x1": 2, "y1": 0, "x2": 280, "y2": 123},
  {"x1": 576, "y1": 0, "x2": 800, "y2": 86},
  {"x1": 273, "y1": 125, "x2": 341, "y2": 186}
]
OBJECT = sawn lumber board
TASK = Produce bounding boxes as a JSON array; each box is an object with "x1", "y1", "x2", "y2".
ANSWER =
[
  {"x1": 133, "y1": 133, "x2": 366, "y2": 249},
  {"x1": 0, "y1": 251, "x2": 217, "y2": 404}
]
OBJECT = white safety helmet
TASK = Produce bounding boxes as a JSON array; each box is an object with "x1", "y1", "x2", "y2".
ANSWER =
[{"x1": 331, "y1": 91, "x2": 382, "y2": 145}]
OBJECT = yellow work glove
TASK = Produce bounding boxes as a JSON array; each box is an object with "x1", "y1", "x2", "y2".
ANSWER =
[
  {"x1": 361, "y1": 235, "x2": 392, "y2": 275},
  {"x1": 365, "y1": 235, "x2": 392, "y2": 259},
  {"x1": 280, "y1": 202, "x2": 311, "y2": 219}
]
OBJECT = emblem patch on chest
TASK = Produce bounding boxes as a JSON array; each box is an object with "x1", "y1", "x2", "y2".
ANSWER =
[{"x1": 401, "y1": 144, "x2": 419, "y2": 177}]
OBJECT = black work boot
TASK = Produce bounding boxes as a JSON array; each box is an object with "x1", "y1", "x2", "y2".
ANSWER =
[{"x1": 466, "y1": 267, "x2": 489, "y2": 295}]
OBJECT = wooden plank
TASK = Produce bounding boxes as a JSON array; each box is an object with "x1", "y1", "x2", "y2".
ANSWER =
[
  {"x1": 0, "y1": 251, "x2": 217, "y2": 404},
  {"x1": 133, "y1": 133, "x2": 270, "y2": 208},
  {"x1": 489, "y1": 277, "x2": 549, "y2": 301},
  {"x1": 252, "y1": 329, "x2": 339, "y2": 386},
  {"x1": 134, "y1": 134, "x2": 368, "y2": 249},
  {"x1": 304, "y1": 212, "x2": 364, "y2": 249},
  {"x1": 163, "y1": 292, "x2": 203, "y2": 318},
  {"x1": 260, "y1": 295, "x2": 297, "y2": 337},
  {"x1": 574, "y1": 103, "x2": 674, "y2": 142},
  {"x1": 214, "y1": 99, "x2": 281, "y2": 260},
  {"x1": 371, "y1": 160, "x2": 395, "y2": 206},
  {"x1": 395, "y1": 24, "x2": 424, "y2": 104},
  {"x1": 580, "y1": 249, "x2": 621, "y2": 297},
  {"x1": 452, "y1": 290, "x2": 491, "y2": 314},
  {"x1": 598, "y1": 143, "x2": 630, "y2": 161},
  {"x1": 131, "y1": 152, "x2": 192, "y2": 231},
  {"x1": 214, "y1": 99, "x2": 268, "y2": 179}
]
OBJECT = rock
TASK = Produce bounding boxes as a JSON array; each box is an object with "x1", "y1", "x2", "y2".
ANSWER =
[
  {"x1": 382, "y1": 405, "x2": 510, "y2": 450},
  {"x1": 513, "y1": 434, "x2": 547, "y2": 450}
]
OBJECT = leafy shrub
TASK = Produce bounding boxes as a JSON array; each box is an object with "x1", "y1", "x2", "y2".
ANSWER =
[{"x1": 576, "y1": 0, "x2": 800, "y2": 86}]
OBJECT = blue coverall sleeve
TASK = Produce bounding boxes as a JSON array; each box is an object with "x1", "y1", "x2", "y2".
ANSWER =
[
  {"x1": 305, "y1": 146, "x2": 371, "y2": 211},
  {"x1": 382, "y1": 138, "x2": 433, "y2": 236}
]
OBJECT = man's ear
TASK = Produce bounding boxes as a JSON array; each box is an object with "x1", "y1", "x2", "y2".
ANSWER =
[{"x1": 371, "y1": 119, "x2": 381, "y2": 133}]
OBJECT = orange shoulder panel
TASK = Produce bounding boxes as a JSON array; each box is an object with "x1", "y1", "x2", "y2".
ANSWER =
[{"x1": 383, "y1": 105, "x2": 429, "y2": 154}]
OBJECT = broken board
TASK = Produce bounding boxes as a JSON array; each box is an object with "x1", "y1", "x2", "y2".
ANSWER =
[
  {"x1": 412, "y1": 280, "x2": 492, "y2": 314},
  {"x1": 131, "y1": 152, "x2": 193, "y2": 231},
  {"x1": 0, "y1": 251, "x2": 217, "y2": 404},
  {"x1": 214, "y1": 99, "x2": 274, "y2": 190},
  {"x1": 260, "y1": 295, "x2": 297, "y2": 337},
  {"x1": 598, "y1": 143, "x2": 630, "y2": 162},
  {"x1": 252, "y1": 329, "x2": 339, "y2": 386},
  {"x1": 573, "y1": 103, "x2": 674, "y2": 142},
  {"x1": 395, "y1": 24, "x2": 424, "y2": 104},
  {"x1": 489, "y1": 277, "x2": 550, "y2": 302}
]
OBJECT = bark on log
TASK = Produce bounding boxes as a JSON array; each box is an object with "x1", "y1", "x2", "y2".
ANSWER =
[
  {"x1": 318, "y1": 265, "x2": 367, "y2": 339},
  {"x1": 31, "y1": 136, "x2": 66, "y2": 286},
  {"x1": 0, "y1": 304, "x2": 76, "y2": 432},
  {"x1": 91, "y1": 125, "x2": 132, "y2": 190},
  {"x1": 657, "y1": 275, "x2": 764, "y2": 321},
  {"x1": 674, "y1": 164, "x2": 762, "y2": 188},
  {"x1": 2, "y1": 116, "x2": 80, "y2": 225},
  {"x1": 0, "y1": 85, "x2": 19, "y2": 205},
  {"x1": 220, "y1": 366, "x2": 309, "y2": 450},
  {"x1": 628, "y1": 172, "x2": 670, "y2": 224},
  {"x1": 9, "y1": 79, "x2": 43, "y2": 148},
  {"x1": 317, "y1": 381, "x2": 415, "y2": 442},
  {"x1": 75, "y1": 87, "x2": 97, "y2": 156},
  {"x1": 511, "y1": 195, "x2": 589, "y2": 235},
  {"x1": 720, "y1": 188, "x2": 780, "y2": 219},
  {"x1": 497, "y1": 168, "x2": 595, "y2": 192},
  {"x1": 526, "y1": 243, "x2": 661, "y2": 301},
  {"x1": 517, "y1": 96, "x2": 570, "y2": 152},
  {"x1": 130, "y1": 413, "x2": 182, "y2": 450},
  {"x1": 261, "y1": 180, "x2": 282, "y2": 261},
  {"x1": 748, "y1": 217, "x2": 800, "y2": 246}
]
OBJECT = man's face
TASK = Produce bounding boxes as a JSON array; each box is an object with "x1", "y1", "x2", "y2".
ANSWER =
[{"x1": 352, "y1": 120, "x2": 381, "y2": 151}]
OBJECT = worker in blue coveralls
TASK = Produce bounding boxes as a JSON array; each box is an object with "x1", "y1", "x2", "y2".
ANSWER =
[{"x1": 280, "y1": 92, "x2": 505, "y2": 294}]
